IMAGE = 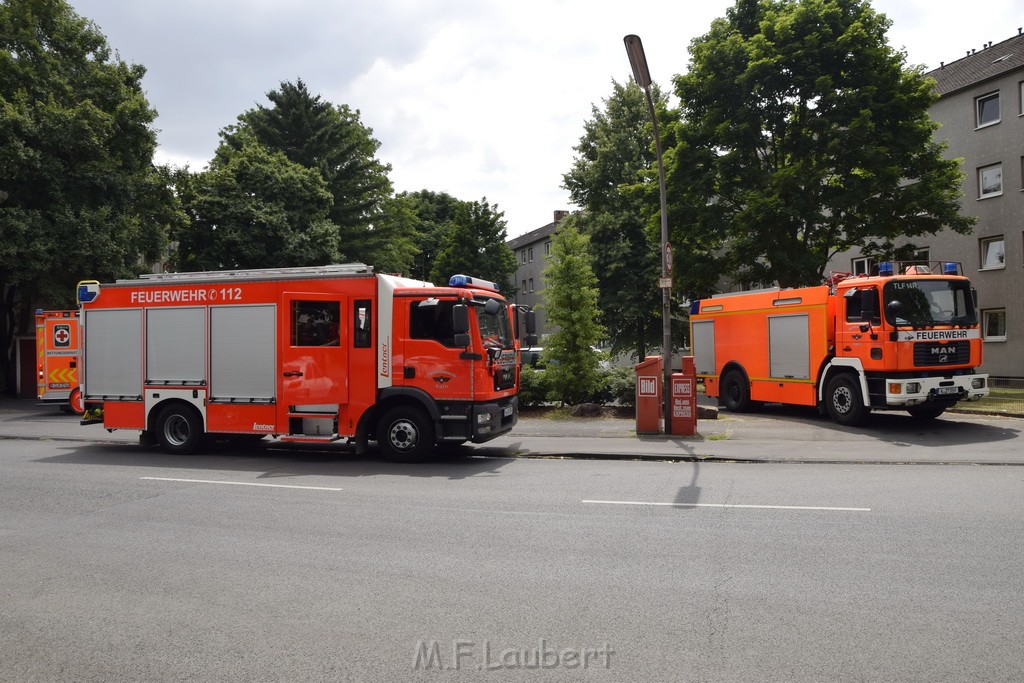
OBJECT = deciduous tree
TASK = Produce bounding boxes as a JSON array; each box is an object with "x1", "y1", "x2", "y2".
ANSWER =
[
  {"x1": 671, "y1": 0, "x2": 972, "y2": 289},
  {"x1": 0, "y1": 0, "x2": 180, "y2": 392}
]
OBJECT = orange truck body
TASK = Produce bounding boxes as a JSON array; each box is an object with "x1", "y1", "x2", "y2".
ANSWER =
[
  {"x1": 690, "y1": 262, "x2": 989, "y2": 425},
  {"x1": 76, "y1": 264, "x2": 524, "y2": 458},
  {"x1": 35, "y1": 309, "x2": 83, "y2": 413}
]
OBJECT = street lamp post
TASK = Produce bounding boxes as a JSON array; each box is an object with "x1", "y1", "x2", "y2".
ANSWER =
[{"x1": 624, "y1": 34, "x2": 673, "y2": 434}]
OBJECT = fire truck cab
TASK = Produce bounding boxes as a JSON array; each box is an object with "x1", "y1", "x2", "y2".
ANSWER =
[
  {"x1": 77, "y1": 263, "x2": 533, "y2": 460},
  {"x1": 691, "y1": 261, "x2": 989, "y2": 426}
]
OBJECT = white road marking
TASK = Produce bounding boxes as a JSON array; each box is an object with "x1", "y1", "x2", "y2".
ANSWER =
[
  {"x1": 141, "y1": 477, "x2": 343, "y2": 492},
  {"x1": 582, "y1": 499, "x2": 870, "y2": 512}
]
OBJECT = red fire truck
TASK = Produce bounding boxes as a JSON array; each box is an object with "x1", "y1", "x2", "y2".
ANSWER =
[
  {"x1": 77, "y1": 263, "x2": 534, "y2": 460},
  {"x1": 690, "y1": 261, "x2": 989, "y2": 425},
  {"x1": 35, "y1": 309, "x2": 83, "y2": 414}
]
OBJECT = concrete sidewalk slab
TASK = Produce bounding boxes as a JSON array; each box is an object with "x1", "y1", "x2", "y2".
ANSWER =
[{"x1": 1, "y1": 399, "x2": 1021, "y2": 465}]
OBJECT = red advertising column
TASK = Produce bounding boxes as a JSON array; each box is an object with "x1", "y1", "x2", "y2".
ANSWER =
[
  {"x1": 634, "y1": 356, "x2": 663, "y2": 434},
  {"x1": 670, "y1": 356, "x2": 697, "y2": 436}
]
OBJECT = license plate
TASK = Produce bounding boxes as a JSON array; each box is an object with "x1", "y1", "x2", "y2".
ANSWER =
[
  {"x1": 935, "y1": 387, "x2": 958, "y2": 395},
  {"x1": 502, "y1": 405, "x2": 514, "y2": 417}
]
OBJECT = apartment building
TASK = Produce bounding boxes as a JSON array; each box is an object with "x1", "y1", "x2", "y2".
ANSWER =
[
  {"x1": 507, "y1": 211, "x2": 566, "y2": 339},
  {"x1": 831, "y1": 30, "x2": 1024, "y2": 378}
]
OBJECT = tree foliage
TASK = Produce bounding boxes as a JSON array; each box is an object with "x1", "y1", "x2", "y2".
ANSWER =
[
  {"x1": 429, "y1": 199, "x2": 516, "y2": 287},
  {"x1": 175, "y1": 142, "x2": 340, "y2": 270},
  {"x1": 191, "y1": 79, "x2": 414, "y2": 272},
  {"x1": 399, "y1": 189, "x2": 463, "y2": 281},
  {"x1": 540, "y1": 216, "x2": 606, "y2": 405},
  {"x1": 0, "y1": 0, "x2": 181, "y2": 392},
  {"x1": 671, "y1": 0, "x2": 972, "y2": 289},
  {"x1": 563, "y1": 80, "x2": 665, "y2": 360}
]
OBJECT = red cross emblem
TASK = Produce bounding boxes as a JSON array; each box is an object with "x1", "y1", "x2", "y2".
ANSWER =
[{"x1": 54, "y1": 325, "x2": 71, "y2": 347}]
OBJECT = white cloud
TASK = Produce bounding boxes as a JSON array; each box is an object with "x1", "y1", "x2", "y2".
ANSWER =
[{"x1": 70, "y1": 0, "x2": 1023, "y2": 238}]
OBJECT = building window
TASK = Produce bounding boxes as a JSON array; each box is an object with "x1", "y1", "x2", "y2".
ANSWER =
[
  {"x1": 528, "y1": 278, "x2": 534, "y2": 293},
  {"x1": 544, "y1": 241, "x2": 551, "y2": 257},
  {"x1": 1019, "y1": 81, "x2": 1024, "y2": 116},
  {"x1": 852, "y1": 257, "x2": 873, "y2": 275},
  {"x1": 521, "y1": 279, "x2": 527, "y2": 294},
  {"x1": 976, "y1": 91, "x2": 1000, "y2": 127},
  {"x1": 982, "y1": 309, "x2": 1006, "y2": 342},
  {"x1": 978, "y1": 164, "x2": 1002, "y2": 198},
  {"x1": 980, "y1": 236, "x2": 1005, "y2": 269},
  {"x1": 520, "y1": 250, "x2": 527, "y2": 265},
  {"x1": 528, "y1": 247, "x2": 534, "y2": 262}
]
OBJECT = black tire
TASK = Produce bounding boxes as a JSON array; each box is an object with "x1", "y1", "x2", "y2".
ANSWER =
[
  {"x1": 825, "y1": 374, "x2": 869, "y2": 426},
  {"x1": 377, "y1": 406, "x2": 435, "y2": 462},
  {"x1": 720, "y1": 369, "x2": 753, "y2": 412},
  {"x1": 155, "y1": 404, "x2": 204, "y2": 454},
  {"x1": 907, "y1": 404, "x2": 947, "y2": 420}
]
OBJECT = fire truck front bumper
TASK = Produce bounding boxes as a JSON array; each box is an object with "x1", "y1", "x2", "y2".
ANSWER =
[
  {"x1": 883, "y1": 374, "x2": 989, "y2": 407},
  {"x1": 466, "y1": 396, "x2": 518, "y2": 443}
]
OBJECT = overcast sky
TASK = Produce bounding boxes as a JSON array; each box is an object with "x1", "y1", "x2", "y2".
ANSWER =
[{"x1": 67, "y1": 0, "x2": 1021, "y2": 238}]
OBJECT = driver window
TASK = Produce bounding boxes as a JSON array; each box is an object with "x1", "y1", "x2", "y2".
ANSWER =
[{"x1": 409, "y1": 300, "x2": 459, "y2": 347}]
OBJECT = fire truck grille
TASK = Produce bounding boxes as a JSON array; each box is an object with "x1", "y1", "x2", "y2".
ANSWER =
[
  {"x1": 913, "y1": 341, "x2": 970, "y2": 367},
  {"x1": 494, "y1": 365, "x2": 516, "y2": 391}
]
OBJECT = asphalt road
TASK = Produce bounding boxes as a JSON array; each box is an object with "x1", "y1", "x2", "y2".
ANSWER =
[{"x1": 2, "y1": 437, "x2": 1022, "y2": 681}]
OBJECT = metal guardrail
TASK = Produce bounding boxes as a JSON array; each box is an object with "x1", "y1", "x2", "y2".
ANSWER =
[{"x1": 952, "y1": 377, "x2": 1024, "y2": 416}]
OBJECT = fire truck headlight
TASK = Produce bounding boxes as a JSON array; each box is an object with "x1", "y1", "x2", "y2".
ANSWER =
[
  {"x1": 476, "y1": 413, "x2": 493, "y2": 424},
  {"x1": 971, "y1": 378, "x2": 986, "y2": 389},
  {"x1": 906, "y1": 382, "x2": 921, "y2": 394}
]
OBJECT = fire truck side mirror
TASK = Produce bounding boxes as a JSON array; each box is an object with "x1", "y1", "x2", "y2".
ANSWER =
[
  {"x1": 524, "y1": 310, "x2": 536, "y2": 336},
  {"x1": 483, "y1": 298, "x2": 501, "y2": 315},
  {"x1": 452, "y1": 304, "x2": 470, "y2": 347},
  {"x1": 887, "y1": 300, "x2": 904, "y2": 319}
]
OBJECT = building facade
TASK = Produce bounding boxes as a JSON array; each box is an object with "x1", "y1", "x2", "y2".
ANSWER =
[
  {"x1": 830, "y1": 31, "x2": 1024, "y2": 378},
  {"x1": 507, "y1": 211, "x2": 566, "y2": 340}
]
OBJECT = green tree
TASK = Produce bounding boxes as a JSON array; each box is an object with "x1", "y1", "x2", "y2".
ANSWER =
[
  {"x1": 400, "y1": 189, "x2": 464, "y2": 280},
  {"x1": 0, "y1": 0, "x2": 180, "y2": 393},
  {"x1": 563, "y1": 80, "x2": 665, "y2": 360},
  {"x1": 175, "y1": 142, "x2": 340, "y2": 270},
  {"x1": 671, "y1": 0, "x2": 972, "y2": 289},
  {"x1": 214, "y1": 80, "x2": 413, "y2": 269},
  {"x1": 429, "y1": 199, "x2": 516, "y2": 287},
  {"x1": 540, "y1": 216, "x2": 606, "y2": 405}
]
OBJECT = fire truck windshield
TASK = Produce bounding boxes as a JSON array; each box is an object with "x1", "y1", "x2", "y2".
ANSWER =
[
  {"x1": 476, "y1": 298, "x2": 513, "y2": 349},
  {"x1": 883, "y1": 279, "x2": 976, "y2": 328}
]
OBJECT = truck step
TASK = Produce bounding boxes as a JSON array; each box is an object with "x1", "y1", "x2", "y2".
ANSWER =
[
  {"x1": 287, "y1": 412, "x2": 337, "y2": 420},
  {"x1": 278, "y1": 434, "x2": 342, "y2": 443}
]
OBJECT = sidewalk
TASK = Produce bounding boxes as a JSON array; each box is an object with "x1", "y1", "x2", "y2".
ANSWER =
[{"x1": 2, "y1": 399, "x2": 1022, "y2": 465}]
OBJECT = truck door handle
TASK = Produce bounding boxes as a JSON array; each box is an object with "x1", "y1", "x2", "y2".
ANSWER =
[{"x1": 283, "y1": 371, "x2": 303, "y2": 377}]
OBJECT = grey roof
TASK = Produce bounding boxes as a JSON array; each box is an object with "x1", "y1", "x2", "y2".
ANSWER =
[
  {"x1": 507, "y1": 221, "x2": 558, "y2": 250},
  {"x1": 926, "y1": 31, "x2": 1024, "y2": 96}
]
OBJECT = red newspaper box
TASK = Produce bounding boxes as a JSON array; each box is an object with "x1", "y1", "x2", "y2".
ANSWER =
[
  {"x1": 671, "y1": 356, "x2": 697, "y2": 436},
  {"x1": 635, "y1": 356, "x2": 663, "y2": 434}
]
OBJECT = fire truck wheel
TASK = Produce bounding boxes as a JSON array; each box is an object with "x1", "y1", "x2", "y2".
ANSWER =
[
  {"x1": 720, "y1": 370, "x2": 753, "y2": 412},
  {"x1": 155, "y1": 404, "x2": 204, "y2": 454},
  {"x1": 825, "y1": 374, "x2": 868, "y2": 426},
  {"x1": 377, "y1": 406, "x2": 435, "y2": 462},
  {"x1": 67, "y1": 388, "x2": 84, "y2": 415},
  {"x1": 907, "y1": 404, "x2": 947, "y2": 420}
]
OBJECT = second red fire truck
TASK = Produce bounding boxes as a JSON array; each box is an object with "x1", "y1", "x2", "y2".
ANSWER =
[{"x1": 77, "y1": 263, "x2": 534, "y2": 460}]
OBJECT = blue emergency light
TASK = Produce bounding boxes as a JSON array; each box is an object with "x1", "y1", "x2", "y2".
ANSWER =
[
  {"x1": 448, "y1": 274, "x2": 500, "y2": 292},
  {"x1": 878, "y1": 262, "x2": 894, "y2": 276},
  {"x1": 943, "y1": 262, "x2": 959, "y2": 275},
  {"x1": 77, "y1": 280, "x2": 100, "y2": 304}
]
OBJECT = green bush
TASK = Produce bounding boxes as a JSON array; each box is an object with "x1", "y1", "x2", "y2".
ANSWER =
[
  {"x1": 518, "y1": 365, "x2": 553, "y2": 407},
  {"x1": 598, "y1": 366, "x2": 636, "y2": 407}
]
